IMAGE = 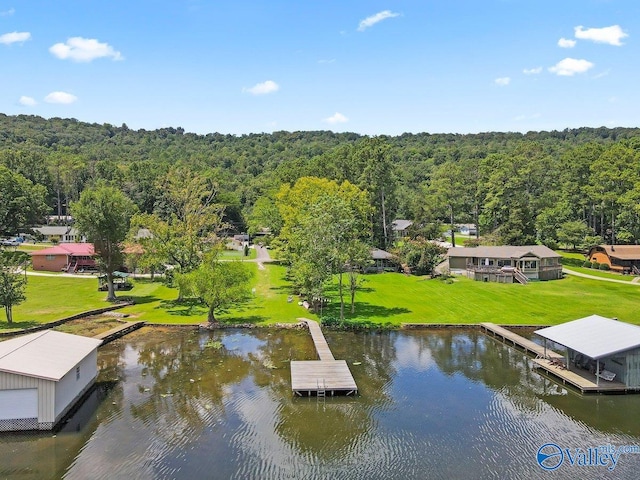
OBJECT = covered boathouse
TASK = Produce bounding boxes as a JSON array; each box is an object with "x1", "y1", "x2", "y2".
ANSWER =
[
  {"x1": 0, "y1": 331, "x2": 102, "y2": 431},
  {"x1": 535, "y1": 315, "x2": 640, "y2": 391}
]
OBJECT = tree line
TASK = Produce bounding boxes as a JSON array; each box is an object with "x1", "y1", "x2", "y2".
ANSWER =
[
  {"x1": 3, "y1": 113, "x2": 640, "y2": 322},
  {"x1": 2, "y1": 114, "x2": 640, "y2": 250}
]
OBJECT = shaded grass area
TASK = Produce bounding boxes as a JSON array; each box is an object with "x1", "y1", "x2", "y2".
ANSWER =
[{"x1": 6, "y1": 263, "x2": 640, "y2": 330}]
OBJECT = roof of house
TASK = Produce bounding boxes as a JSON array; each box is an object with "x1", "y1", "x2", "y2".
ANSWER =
[
  {"x1": 30, "y1": 243, "x2": 94, "y2": 257},
  {"x1": 33, "y1": 226, "x2": 72, "y2": 236},
  {"x1": 535, "y1": 315, "x2": 640, "y2": 360},
  {"x1": 134, "y1": 228, "x2": 153, "y2": 240},
  {"x1": 0, "y1": 330, "x2": 102, "y2": 381},
  {"x1": 392, "y1": 219, "x2": 413, "y2": 231},
  {"x1": 371, "y1": 248, "x2": 394, "y2": 260},
  {"x1": 589, "y1": 245, "x2": 640, "y2": 260},
  {"x1": 447, "y1": 245, "x2": 561, "y2": 259}
]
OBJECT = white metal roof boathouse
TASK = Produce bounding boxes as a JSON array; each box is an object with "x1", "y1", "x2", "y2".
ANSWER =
[
  {"x1": 534, "y1": 315, "x2": 640, "y2": 393},
  {"x1": 0, "y1": 330, "x2": 102, "y2": 431}
]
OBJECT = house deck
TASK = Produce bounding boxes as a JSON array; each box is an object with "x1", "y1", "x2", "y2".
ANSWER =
[{"x1": 291, "y1": 319, "x2": 357, "y2": 396}]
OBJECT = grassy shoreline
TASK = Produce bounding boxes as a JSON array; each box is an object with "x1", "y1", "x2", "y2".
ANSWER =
[{"x1": 4, "y1": 262, "x2": 640, "y2": 332}]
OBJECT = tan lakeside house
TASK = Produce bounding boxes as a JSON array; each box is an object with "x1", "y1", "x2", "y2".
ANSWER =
[{"x1": 448, "y1": 245, "x2": 562, "y2": 284}]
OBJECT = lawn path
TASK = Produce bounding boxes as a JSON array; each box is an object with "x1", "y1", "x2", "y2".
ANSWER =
[{"x1": 562, "y1": 268, "x2": 640, "y2": 285}]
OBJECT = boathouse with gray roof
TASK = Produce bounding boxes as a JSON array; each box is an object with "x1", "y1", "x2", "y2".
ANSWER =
[{"x1": 0, "y1": 330, "x2": 102, "y2": 431}]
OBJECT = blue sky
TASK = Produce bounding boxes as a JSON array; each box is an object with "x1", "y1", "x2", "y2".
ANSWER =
[{"x1": 0, "y1": 1, "x2": 638, "y2": 135}]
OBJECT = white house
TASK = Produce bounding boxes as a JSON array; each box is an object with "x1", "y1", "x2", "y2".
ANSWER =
[{"x1": 0, "y1": 331, "x2": 102, "y2": 431}]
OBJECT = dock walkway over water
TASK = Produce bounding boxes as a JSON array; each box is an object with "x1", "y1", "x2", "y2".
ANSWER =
[
  {"x1": 480, "y1": 322, "x2": 564, "y2": 360},
  {"x1": 93, "y1": 321, "x2": 145, "y2": 345},
  {"x1": 481, "y1": 322, "x2": 629, "y2": 393},
  {"x1": 290, "y1": 318, "x2": 357, "y2": 396}
]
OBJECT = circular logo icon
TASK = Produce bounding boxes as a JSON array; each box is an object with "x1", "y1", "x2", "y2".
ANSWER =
[{"x1": 537, "y1": 443, "x2": 564, "y2": 471}]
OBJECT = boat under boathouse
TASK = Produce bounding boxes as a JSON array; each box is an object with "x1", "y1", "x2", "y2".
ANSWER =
[{"x1": 535, "y1": 315, "x2": 640, "y2": 392}]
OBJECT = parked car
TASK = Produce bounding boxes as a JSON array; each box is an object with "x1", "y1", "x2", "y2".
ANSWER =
[{"x1": 1, "y1": 239, "x2": 20, "y2": 246}]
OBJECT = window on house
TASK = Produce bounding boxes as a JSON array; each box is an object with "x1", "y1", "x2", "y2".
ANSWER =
[
  {"x1": 76, "y1": 366, "x2": 80, "y2": 380},
  {"x1": 46, "y1": 255, "x2": 55, "y2": 261}
]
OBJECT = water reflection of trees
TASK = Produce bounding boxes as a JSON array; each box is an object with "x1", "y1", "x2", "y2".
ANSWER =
[
  {"x1": 273, "y1": 331, "x2": 397, "y2": 459},
  {"x1": 421, "y1": 329, "x2": 640, "y2": 436},
  {"x1": 126, "y1": 329, "x2": 253, "y2": 435}
]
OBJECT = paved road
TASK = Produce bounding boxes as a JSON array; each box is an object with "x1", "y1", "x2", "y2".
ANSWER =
[{"x1": 562, "y1": 267, "x2": 640, "y2": 285}]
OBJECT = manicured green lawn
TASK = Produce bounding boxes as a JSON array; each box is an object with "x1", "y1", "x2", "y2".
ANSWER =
[
  {"x1": 7, "y1": 275, "x2": 107, "y2": 330},
  {"x1": 6, "y1": 264, "x2": 640, "y2": 330},
  {"x1": 219, "y1": 248, "x2": 257, "y2": 260},
  {"x1": 319, "y1": 271, "x2": 640, "y2": 326}
]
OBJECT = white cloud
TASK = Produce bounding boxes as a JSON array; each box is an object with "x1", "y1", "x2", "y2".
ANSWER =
[
  {"x1": 593, "y1": 69, "x2": 611, "y2": 79},
  {"x1": 0, "y1": 31, "x2": 31, "y2": 45},
  {"x1": 244, "y1": 80, "x2": 279, "y2": 95},
  {"x1": 494, "y1": 77, "x2": 511, "y2": 86},
  {"x1": 323, "y1": 112, "x2": 348, "y2": 124},
  {"x1": 0, "y1": 8, "x2": 15, "y2": 16},
  {"x1": 49, "y1": 37, "x2": 123, "y2": 62},
  {"x1": 558, "y1": 37, "x2": 576, "y2": 48},
  {"x1": 19, "y1": 96, "x2": 37, "y2": 106},
  {"x1": 523, "y1": 67, "x2": 542, "y2": 75},
  {"x1": 44, "y1": 91, "x2": 78, "y2": 104},
  {"x1": 574, "y1": 25, "x2": 628, "y2": 46},
  {"x1": 357, "y1": 10, "x2": 400, "y2": 31},
  {"x1": 548, "y1": 58, "x2": 594, "y2": 76}
]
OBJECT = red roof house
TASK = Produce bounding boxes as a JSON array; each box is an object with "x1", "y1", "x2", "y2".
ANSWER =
[{"x1": 30, "y1": 243, "x2": 96, "y2": 273}]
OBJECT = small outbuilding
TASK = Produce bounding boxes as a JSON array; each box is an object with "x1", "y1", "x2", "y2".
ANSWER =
[
  {"x1": 368, "y1": 248, "x2": 396, "y2": 273},
  {"x1": 0, "y1": 330, "x2": 102, "y2": 431},
  {"x1": 536, "y1": 315, "x2": 640, "y2": 389}
]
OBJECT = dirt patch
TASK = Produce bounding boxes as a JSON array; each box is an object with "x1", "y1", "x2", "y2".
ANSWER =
[{"x1": 53, "y1": 315, "x2": 124, "y2": 337}]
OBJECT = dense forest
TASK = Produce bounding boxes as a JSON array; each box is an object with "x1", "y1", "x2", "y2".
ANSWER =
[{"x1": 2, "y1": 113, "x2": 640, "y2": 250}]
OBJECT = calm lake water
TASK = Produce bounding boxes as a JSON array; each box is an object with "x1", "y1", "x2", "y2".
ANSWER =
[{"x1": 2, "y1": 327, "x2": 640, "y2": 479}]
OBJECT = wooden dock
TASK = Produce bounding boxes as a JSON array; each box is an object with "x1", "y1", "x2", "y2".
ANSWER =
[
  {"x1": 480, "y1": 322, "x2": 564, "y2": 361},
  {"x1": 481, "y1": 322, "x2": 632, "y2": 393},
  {"x1": 291, "y1": 319, "x2": 357, "y2": 396},
  {"x1": 94, "y1": 321, "x2": 145, "y2": 345}
]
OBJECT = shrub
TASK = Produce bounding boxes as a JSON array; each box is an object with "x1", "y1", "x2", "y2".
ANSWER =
[
  {"x1": 591, "y1": 261, "x2": 600, "y2": 269},
  {"x1": 599, "y1": 263, "x2": 610, "y2": 270},
  {"x1": 582, "y1": 261, "x2": 593, "y2": 268},
  {"x1": 561, "y1": 257, "x2": 585, "y2": 267}
]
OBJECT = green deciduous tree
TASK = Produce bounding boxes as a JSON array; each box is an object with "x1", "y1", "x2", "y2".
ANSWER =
[
  {"x1": 72, "y1": 184, "x2": 138, "y2": 301},
  {"x1": 276, "y1": 177, "x2": 371, "y2": 319},
  {"x1": 393, "y1": 238, "x2": 446, "y2": 276},
  {"x1": 556, "y1": 220, "x2": 594, "y2": 250},
  {"x1": 0, "y1": 255, "x2": 27, "y2": 324},
  {"x1": 178, "y1": 253, "x2": 254, "y2": 323},
  {"x1": 0, "y1": 165, "x2": 48, "y2": 236},
  {"x1": 131, "y1": 168, "x2": 226, "y2": 283}
]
